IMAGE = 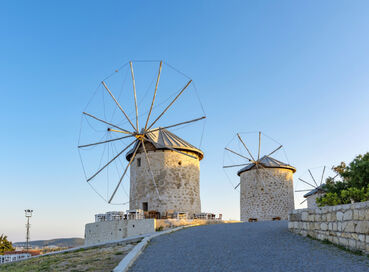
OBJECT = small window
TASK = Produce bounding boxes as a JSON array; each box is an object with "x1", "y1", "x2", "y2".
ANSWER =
[
  {"x1": 178, "y1": 161, "x2": 182, "y2": 166},
  {"x1": 137, "y1": 158, "x2": 141, "y2": 167},
  {"x1": 142, "y1": 202, "x2": 148, "y2": 211}
]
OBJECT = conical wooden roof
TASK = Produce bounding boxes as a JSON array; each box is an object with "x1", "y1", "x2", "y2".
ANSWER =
[
  {"x1": 126, "y1": 128, "x2": 203, "y2": 161},
  {"x1": 237, "y1": 156, "x2": 295, "y2": 176}
]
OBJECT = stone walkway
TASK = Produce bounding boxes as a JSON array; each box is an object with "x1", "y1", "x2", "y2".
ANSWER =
[{"x1": 129, "y1": 221, "x2": 369, "y2": 272}]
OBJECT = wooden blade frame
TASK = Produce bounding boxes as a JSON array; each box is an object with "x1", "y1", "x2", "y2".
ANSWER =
[
  {"x1": 144, "y1": 61, "x2": 162, "y2": 131},
  {"x1": 308, "y1": 169, "x2": 319, "y2": 187},
  {"x1": 266, "y1": 145, "x2": 283, "y2": 158},
  {"x1": 255, "y1": 164, "x2": 267, "y2": 192},
  {"x1": 87, "y1": 139, "x2": 136, "y2": 182},
  {"x1": 83, "y1": 112, "x2": 132, "y2": 134},
  {"x1": 147, "y1": 80, "x2": 192, "y2": 130},
  {"x1": 320, "y1": 166, "x2": 326, "y2": 186},
  {"x1": 237, "y1": 133, "x2": 255, "y2": 162},
  {"x1": 78, "y1": 134, "x2": 134, "y2": 148},
  {"x1": 147, "y1": 116, "x2": 206, "y2": 134},
  {"x1": 130, "y1": 61, "x2": 139, "y2": 131},
  {"x1": 298, "y1": 178, "x2": 317, "y2": 189},
  {"x1": 102, "y1": 81, "x2": 137, "y2": 132},
  {"x1": 108, "y1": 141, "x2": 141, "y2": 203},
  {"x1": 223, "y1": 163, "x2": 251, "y2": 169},
  {"x1": 141, "y1": 139, "x2": 161, "y2": 199},
  {"x1": 224, "y1": 147, "x2": 253, "y2": 162}
]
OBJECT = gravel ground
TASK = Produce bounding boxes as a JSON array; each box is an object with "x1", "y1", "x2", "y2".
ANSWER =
[{"x1": 130, "y1": 221, "x2": 369, "y2": 272}]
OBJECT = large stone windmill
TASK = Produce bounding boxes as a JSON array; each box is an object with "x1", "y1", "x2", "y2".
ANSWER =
[
  {"x1": 127, "y1": 128, "x2": 203, "y2": 216},
  {"x1": 224, "y1": 132, "x2": 296, "y2": 221},
  {"x1": 78, "y1": 60, "x2": 206, "y2": 217}
]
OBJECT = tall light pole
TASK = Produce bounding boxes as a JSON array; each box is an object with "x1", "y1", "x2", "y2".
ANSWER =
[{"x1": 24, "y1": 209, "x2": 33, "y2": 253}]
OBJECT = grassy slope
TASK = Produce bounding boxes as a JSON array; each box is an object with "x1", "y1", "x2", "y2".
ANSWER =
[{"x1": 0, "y1": 242, "x2": 138, "y2": 272}]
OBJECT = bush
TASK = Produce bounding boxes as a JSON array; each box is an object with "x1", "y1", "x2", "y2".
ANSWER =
[{"x1": 316, "y1": 152, "x2": 369, "y2": 207}]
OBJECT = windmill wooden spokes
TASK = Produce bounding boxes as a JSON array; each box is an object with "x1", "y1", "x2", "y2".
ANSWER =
[
  {"x1": 224, "y1": 132, "x2": 285, "y2": 191},
  {"x1": 78, "y1": 61, "x2": 206, "y2": 204},
  {"x1": 295, "y1": 166, "x2": 334, "y2": 205}
]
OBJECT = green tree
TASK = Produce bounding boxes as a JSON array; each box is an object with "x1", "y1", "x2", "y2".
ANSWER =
[
  {"x1": 0, "y1": 234, "x2": 15, "y2": 254},
  {"x1": 316, "y1": 152, "x2": 369, "y2": 207}
]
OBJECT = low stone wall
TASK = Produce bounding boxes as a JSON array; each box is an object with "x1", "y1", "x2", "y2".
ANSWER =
[
  {"x1": 288, "y1": 201, "x2": 369, "y2": 254},
  {"x1": 85, "y1": 219, "x2": 231, "y2": 246},
  {"x1": 85, "y1": 219, "x2": 155, "y2": 246}
]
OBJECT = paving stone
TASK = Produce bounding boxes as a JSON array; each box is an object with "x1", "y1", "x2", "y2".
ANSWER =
[{"x1": 129, "y1": 221, "x2": 369, "y2": 272}]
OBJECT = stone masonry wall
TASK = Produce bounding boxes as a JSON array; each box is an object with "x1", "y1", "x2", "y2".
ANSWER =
[
  {"x1": 240, "y1": 168, "x2": 294, "y2": 221},
  {"x1": 306, "y1": 192, "x2": 324, "y2": 209},
  {"x1": 288, "y1": 201, "x2": 369, "y2": 254},
  {"x1": 130, "y1": 149, "x2": 201, "y2": 217},
  {"x1": 84, "y1": 219, "x2": 155, "y2": 246}
]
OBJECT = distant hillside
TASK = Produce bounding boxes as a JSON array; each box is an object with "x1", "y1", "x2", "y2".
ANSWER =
[{"x1": 14, "y1": 238, "x2": 84, "y2": 248}]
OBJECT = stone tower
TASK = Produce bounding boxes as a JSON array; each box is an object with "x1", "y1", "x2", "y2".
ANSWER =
[
  {"x1": 126, "y1": 128, "x2": 203, "y2": 218},
  {"x1": 303, "y1": 185, "x2": 325, "y2": 209},
  {"x1": 238, "y1": 156, "x2": 296, "y2": 221}
]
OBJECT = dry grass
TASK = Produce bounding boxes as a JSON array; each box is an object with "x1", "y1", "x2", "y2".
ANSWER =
[{"x1": 0, "y1": 242, "x2": 139, "y2": 272}]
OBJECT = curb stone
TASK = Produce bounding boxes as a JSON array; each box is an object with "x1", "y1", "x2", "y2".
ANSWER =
[{"x1": 113, "y1": 225, "x2": 193, "y2": 272}]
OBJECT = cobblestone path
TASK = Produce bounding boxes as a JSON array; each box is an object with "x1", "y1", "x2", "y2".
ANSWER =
[{"x1": 129, "y1": 221, "x2": 369, "y2": 272}]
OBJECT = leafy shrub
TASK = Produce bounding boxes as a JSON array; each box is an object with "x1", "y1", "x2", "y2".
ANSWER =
[{"x1": 316, "y1": 152, "x2": 369, "y2": 206}]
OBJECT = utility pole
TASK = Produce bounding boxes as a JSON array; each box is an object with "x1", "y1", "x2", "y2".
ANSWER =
[{"x1": 24, "y1": 209, "x2": 33, "y2": 253}]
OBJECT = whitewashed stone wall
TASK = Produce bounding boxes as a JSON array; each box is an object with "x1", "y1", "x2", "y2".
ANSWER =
[
  {"x1": 84, "y1": 219, "x2": 155, "y2": 246},
  {"x1": 289, "y1": 201, "x2": 369, "y2": 254},
  {"x1": 240, "y1": 168, "x2": 294, "y2": 221},
  {"x1": 130, "y1": 149, "x2": 201, "y2": 217}
]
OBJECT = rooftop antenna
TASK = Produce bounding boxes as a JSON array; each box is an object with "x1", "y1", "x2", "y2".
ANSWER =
[{"x1": 24, "y1": 209, "x2": 33, "y2": 252}]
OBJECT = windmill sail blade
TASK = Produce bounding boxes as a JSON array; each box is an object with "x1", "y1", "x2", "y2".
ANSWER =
[
  {"x1": 223, "y1": 163, "x2": 251, "y2": 168},
  {"x1": 295, "y1": 189, "x2": 313, "y2": 192},
  {"x1": 87, "y1": 139, "x2": 137, "y2": 182},
  {"x1": 144, "y1": 61, "x2": 162, "y2": 130},
  {"x1": 78, "y1": 134, "x2": 134, "y2": 148},
  {"x1": 83, "y1": 112, "x2": 132, "y2": 134},
  {"x1": 320, "y1": 166, "x2": 326, "y2": 186},
  {"x1": 308, "y1": 169, "x2": 319, "y2": 187},
  {"x1": 108, "y1": 141, "x2": 141, "y2": 203},
  {"x1": 144, "y1": 137, "x2": 197, "y2": 159},
  {"x1": 141, "y1": 139, "x2": 160, "y2": 199},
  {"x1": 234, "y1": 182, "x2": 241, "y2": 189},
  {"x1": 147, "y1": 116, "x2": 206, "y2": 134},
  {"x1": 129, "y1": 61, "x2": 139, "y2": 131},
  {"x1": 255, "y1": 164, "x2": 267, "y2": 192},
  {"x1": 257, "y1": 131, "x2": 261, "y2": 161},
  {"x1": 300, "y1": 198, "x2": 308, "y2": 205},
  {"x1": 266, "y1": 145, "x2": 283, "y2": 158},
  {"x1": 237, "y1": 133, "x2": 255, "y2": 162},
  {"x1": 298, "y1": 178, "x2": 317, "y2": 188},
  {"x1": 224, "y1": 148, "x2": 253, "y2": 162},
  {"x1": 147, "y1": 80, "x2": 192, "y2": 130},
  {"x1": 102, "y1": 81, "x2": 137, "y2": 132}
]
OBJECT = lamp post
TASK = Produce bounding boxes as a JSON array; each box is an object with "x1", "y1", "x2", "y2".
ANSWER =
[{"x1": 24, "y1": 209, "x2": 33, "y2": 253}]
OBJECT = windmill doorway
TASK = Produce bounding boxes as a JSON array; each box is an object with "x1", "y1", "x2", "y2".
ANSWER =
[{"x1": 142, "y1": 202, "x2": 148, "y2": 212}]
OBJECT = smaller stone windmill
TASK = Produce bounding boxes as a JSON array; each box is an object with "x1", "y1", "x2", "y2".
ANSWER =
[
  {"x1": 224, "y1": 132, "x2": 296, "y2": 222},
  {"x1": 295, "y1": 166, "x2": 333, "y2": 209}
]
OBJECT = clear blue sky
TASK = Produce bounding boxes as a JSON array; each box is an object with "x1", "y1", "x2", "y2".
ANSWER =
[{"x1": 2, "y1": 1, "x2": 369, "y2": 242}]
